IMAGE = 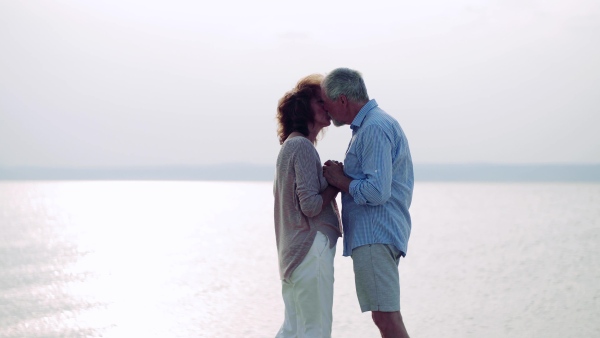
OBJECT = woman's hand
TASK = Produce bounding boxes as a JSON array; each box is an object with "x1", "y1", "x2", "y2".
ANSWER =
[{"x1": 323, "y1": 160, "x2": 351, "y2": 193}]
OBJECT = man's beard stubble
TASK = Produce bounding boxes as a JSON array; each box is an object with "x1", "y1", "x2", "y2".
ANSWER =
[{"x1": 329, "y1": 114, "x2": 344, "y2": 127}]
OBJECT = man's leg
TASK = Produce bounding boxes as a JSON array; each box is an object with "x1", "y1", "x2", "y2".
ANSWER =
[
  {"x1": 352, "y1": 244, "x2": 409, "y2": 338},
  {"x1": 372, "y1": 311, "x2": 409, "y2": 338}
]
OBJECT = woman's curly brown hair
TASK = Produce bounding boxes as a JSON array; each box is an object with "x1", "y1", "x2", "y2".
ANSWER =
[{"x1": 276, "y1": 74, "x2": 324, "y2": 145}]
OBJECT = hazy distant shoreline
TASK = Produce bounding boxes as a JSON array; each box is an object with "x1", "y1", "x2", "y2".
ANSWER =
[{"x1": 1, "y1": 164, "x2": 599, "y2": 182}]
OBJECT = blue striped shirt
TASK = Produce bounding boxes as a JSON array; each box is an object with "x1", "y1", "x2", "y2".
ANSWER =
[{"x1": 341, "y1": 99, "x2": 414, "y2": 257}]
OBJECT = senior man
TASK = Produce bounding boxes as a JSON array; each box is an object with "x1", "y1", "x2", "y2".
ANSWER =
[{"x1": 322, "y1": 68, "x2": 414, "y2": 338}]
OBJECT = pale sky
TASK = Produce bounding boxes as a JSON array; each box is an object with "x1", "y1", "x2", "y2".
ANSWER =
[{"x1": 1, "y1": 0, "x2": 599, "y2": 168}]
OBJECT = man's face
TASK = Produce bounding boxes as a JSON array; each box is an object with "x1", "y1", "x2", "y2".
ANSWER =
[{"x1": 321, "y1": 87, "x2": 345, "y2": 127}]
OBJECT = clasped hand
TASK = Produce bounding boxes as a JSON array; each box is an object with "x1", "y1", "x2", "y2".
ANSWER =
[{"x1": 323, "y1": 160, "x2": 345, "y2": 188}]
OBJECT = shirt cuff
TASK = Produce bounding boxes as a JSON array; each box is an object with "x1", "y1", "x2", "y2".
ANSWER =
[{"x1": 349, "y1": 180, "x2": 367, "y2": 205}]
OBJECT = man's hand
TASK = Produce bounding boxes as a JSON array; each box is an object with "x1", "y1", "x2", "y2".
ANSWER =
[{"x1": 323, "y1": 160, "x2": 351, "y2": 194}]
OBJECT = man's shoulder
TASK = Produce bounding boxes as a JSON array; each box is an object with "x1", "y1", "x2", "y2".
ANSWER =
[
  {"x1": 371, "y1": 106, "x2": 398, "y2": 121},
  {"x1": 363, "y1": 108, "x2": 400, "y2": 131}
]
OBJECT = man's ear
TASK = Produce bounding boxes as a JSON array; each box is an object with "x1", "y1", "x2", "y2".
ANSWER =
[{"x1": 339, "y1": 94, "x2": 347, "y2": 106}]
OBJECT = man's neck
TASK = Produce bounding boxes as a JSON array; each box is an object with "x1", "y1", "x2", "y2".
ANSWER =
[{"x1": 347, "y1": 100, "x2": 369, "y2": 123}]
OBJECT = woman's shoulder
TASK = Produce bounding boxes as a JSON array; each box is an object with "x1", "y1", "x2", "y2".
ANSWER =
[
  {"x1": 282, "y1": 136, "x2": 314, "y2": 151},
  {"x1": 280, "y1": 137, "x2": 319, "y2": 164}
]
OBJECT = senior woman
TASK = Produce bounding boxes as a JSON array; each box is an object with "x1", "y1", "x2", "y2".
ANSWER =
[{"x1": 274, "y1": 74, "x2": 342, "y2": 338}]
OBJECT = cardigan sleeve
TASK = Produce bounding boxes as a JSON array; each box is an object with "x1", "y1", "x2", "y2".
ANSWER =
[{"x1": 292, "y1": 138, "x2": 323, "y2": 218}]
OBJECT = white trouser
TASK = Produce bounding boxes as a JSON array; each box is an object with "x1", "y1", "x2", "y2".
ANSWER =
[{"x1": 276, "y1": 231, "x2": 336, "y2": 338}]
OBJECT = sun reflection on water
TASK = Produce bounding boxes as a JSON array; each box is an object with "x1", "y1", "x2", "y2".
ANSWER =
[
  {"x1": 4, "y1": 181, "x2": 598, "y2": 337},
  {"x1": 0, "y1": 181, "x2": 277, "y2": 337}
]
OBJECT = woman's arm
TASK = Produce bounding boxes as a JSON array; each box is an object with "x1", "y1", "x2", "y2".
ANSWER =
[
  {"x1": 320, "y1": 184, "x2": 340, "y2": 208},
  {"x1": 293, "y1": 139, "x2": 335, "y2": 217}
]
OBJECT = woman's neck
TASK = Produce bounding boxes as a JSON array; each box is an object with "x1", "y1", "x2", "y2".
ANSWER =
[
  {"x1": 288, "y1": 130, "x2": 317, "y2": 144},
  {"x1": 307, "y1": 123, "x2": 320, "y2": 144}
]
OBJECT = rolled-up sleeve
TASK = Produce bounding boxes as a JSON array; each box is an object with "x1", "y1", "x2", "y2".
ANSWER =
[
  {"x1": 349, "y1": 125, "x2": 392, "y2": 206},
  {"x1": 293, "y1": 140, "x2": 323, "y2": 217}
]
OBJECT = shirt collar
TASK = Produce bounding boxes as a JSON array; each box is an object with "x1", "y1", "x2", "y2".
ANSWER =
[{"x1": 350, "y1": 99, "x2": 378, "y2": 130}]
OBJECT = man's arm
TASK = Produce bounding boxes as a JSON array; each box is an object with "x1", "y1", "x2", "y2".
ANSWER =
[{"x1": 348, "y1": 125, "x2": 393, "y2": 206}]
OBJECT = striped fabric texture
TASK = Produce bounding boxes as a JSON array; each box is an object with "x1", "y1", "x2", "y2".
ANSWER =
[{"x1": 341, "y1": 99, "x2": 414, "y2": 257}]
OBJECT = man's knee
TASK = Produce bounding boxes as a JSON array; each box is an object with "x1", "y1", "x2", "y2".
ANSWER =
[
  {"x1": 372, "y1": 311, "x2": 401, "y2": 328},
  {"x1": 372, "y1": 311, "x2": 384, "y2": 327},
  {"x1": 371, "y1": 311, "x2": 400, "y2": 326},
  {"x1": 372, "y1": 311, "x2": 409, "y2": 337}
]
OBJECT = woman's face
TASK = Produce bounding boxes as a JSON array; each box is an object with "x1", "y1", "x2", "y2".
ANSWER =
[{"x1": 310, "y1": 94, "x2": 331, "y2": 129}]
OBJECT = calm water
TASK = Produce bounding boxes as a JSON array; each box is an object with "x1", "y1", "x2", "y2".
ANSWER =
[{"x1": 0, "y1": 181, "x2": 599, "y2": 337}]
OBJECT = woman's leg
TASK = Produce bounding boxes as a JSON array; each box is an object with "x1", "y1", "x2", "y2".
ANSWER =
[
  {"x1": 276, "y1": 232, "x2": 336, "y2": 338},
  {"x1": 276, "y1": 279, "x2": 298, "y2": 338},
  {"x1": 293, "y1": 231, "x2": 336, "y2": 338}
]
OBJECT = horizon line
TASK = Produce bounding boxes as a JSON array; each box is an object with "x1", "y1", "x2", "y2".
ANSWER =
[{"x1": 1, "y1": 163, "x2": 599, "y2": 182}]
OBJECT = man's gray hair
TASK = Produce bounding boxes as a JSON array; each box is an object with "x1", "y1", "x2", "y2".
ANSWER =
[{"x1": 322, "y1": 67, "x2": 369, "y2": 103}]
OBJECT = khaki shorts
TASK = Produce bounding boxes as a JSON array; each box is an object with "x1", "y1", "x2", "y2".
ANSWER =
[{"x1": 351, "y1": 243, "x2": 402, "y2": 313}]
